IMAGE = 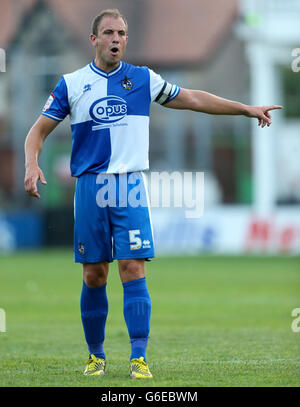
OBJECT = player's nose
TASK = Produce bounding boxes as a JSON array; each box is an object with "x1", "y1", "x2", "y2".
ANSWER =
[{"x1": 112, "y1": 32, "x2": 119, "y2": 43}]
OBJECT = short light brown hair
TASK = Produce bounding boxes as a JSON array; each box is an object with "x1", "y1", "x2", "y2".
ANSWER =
[{"x1": 92, "y1": 9, "x2": 128, "y2": 35}]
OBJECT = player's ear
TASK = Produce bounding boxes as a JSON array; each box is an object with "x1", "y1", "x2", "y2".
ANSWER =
[{"x1": 90, "y1": 34, "x2": 97, "y2": 47}]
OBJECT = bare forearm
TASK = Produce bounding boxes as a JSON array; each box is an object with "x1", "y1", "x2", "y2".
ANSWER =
[
  {"x1": 24, "y1": 126, "x2": 46, "y2": 168},
  {"x1": 165, "y1": 88, "x2": 282, "y2": 127},
  {"x1": 24, "y1": 115, "x2": 58, "y2": 198},
  {"x1": 25, "y1": 115, "x2": 58, "y2": 168},
  {"x1": 187, "y1": 90, "x2": 248, "y2": 116}
]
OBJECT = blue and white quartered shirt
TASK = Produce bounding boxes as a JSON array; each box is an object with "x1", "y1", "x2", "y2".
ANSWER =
[{"x1": 42, "y1": 60, "x2": 180, "y2": 177}]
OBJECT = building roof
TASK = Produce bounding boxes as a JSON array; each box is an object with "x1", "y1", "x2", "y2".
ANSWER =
[{"x1": 0, "y1": 0, "x2": 239, "y2": 67}]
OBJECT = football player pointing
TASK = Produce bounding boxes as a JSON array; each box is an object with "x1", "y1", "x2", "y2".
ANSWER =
[{"x1": 24, "y1": 9, "x2": 282, "y2": 379}]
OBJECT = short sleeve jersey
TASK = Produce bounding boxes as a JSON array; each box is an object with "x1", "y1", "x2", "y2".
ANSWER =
[{"x1": 42, "y1": 61, "x2": 180, "y2": 177}]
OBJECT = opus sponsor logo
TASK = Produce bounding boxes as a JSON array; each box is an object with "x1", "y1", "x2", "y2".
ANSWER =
[{"x1": 90, "y1": 96, "x2": 127, "y2": 126}]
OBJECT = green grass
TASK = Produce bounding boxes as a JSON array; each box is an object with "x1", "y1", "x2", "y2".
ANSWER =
[{"x1": 0, "y1": 250, "x2": 299, "y2": 387}]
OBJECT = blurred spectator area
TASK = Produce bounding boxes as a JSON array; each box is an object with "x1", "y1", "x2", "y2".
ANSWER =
[
  {"x1": 0, "y1": 0, "x2": 251, "y2": 209},
  {"x1": 0, "y1": 144, "x2": 14, "y2": 200},
  {"x1": 0, "y1": 0, "x2": 299, "y2": 251}
]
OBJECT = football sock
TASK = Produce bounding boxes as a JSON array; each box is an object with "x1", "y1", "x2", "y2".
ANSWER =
[
  {"x1": 122, "y1": 277, "x2": 151, "y2": 361},
  {"x1": 80, "y1": 281, "x2": 108, "y2": 359}
]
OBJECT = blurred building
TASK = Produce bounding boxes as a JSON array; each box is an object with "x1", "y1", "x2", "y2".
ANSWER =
[
  {"x1": 0, "y1": 0, "x2": 299, "y2": 254},
  {"x1": 0, "y1": 0, "x2": 242, "y2": 206},
  {"x1": 237, "y1": 0, "x2": 300, "y2": 210}
]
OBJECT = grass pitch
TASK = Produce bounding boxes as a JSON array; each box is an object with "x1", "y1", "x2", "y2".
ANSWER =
[{"x1": 0, "y1": 250, "x2": 299, "y2": 387}]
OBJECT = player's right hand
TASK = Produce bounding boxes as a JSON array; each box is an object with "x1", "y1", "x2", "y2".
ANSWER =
[{"x1": 24, "y1": 165, "x2": 47, "y2": 199}]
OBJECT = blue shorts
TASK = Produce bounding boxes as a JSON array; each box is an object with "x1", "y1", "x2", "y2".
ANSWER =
[{"x1": 74, "y1": 172, "x2": 155, "y2": 263}]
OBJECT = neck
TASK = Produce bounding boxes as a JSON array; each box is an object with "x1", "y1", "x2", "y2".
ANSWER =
[{"x1": 94, "y1": 56, "x2": 119, "y2": 73}]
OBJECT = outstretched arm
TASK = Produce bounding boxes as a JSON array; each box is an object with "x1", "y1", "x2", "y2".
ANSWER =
[
  {"x1": 164, "y1": 88, "x2": 282, "y2": 128},
  {"x1": 24, "y1": 115, "x2": 59, "y2": 199}
]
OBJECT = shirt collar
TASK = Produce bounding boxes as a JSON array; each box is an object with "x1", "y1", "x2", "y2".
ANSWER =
[{"x1": 89, "y1": 60, "x2": 123, "y2": 78}]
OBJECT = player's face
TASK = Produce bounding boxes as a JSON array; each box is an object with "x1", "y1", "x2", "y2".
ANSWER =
[{"x1": 91, "y1": 16, "x2": 128, "y2": 71}]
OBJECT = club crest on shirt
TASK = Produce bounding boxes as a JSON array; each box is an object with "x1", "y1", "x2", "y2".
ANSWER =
[{"x1": 121, "y1": 76, "x2": 133, "y2": 90}]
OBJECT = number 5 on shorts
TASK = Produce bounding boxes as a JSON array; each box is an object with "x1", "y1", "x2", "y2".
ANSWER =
[{"x1": 129, "y1": 229, "x2": 142, "y2": 250}]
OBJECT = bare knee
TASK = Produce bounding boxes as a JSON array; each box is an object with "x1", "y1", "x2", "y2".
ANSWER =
[
  {"x1": 118, "y1": 259, "x2": 145, "y2": 283},
  {"x1": 83, "y1": 262, "x2": 109, "y2": 287}
]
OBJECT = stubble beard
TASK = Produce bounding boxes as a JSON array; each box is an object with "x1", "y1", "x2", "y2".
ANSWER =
[{"x1": 97, "y1": 49, "x2": 122, "y2": 70}]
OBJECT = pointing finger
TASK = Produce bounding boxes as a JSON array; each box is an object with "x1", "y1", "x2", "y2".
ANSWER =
[{"x1": 266, "y1": 105, "x2": 283, "y2": 112}]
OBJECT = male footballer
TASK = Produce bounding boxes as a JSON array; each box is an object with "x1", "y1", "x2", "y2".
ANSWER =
[{"x1": 24, "y1": 9, "x2": 282, "y2": 379}]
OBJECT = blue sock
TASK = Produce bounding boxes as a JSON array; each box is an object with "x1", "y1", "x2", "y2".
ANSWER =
[
  {"x1": 122, "y1": 277, "x2": 151, "y2": 361},
  {"x1": 80, "y1": 281, "x2": 108, "y2": 359}
]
